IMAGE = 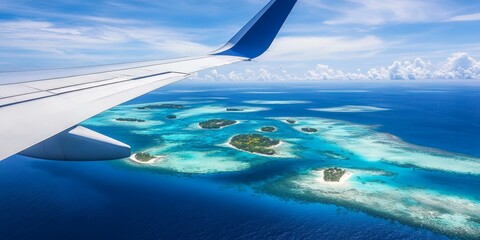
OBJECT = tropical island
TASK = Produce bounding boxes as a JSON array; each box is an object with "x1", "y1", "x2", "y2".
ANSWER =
[
  {"x1": 166, "y1": 115, "x2": 177, "y2": 119},
  {"x1": 323, "y1": 168, "x2": 347, "y2": 182},
  {"x1": 115, "y1": 118, "x2": 146, "y2": 123},
  {"x1": 301, "y1": 127, "x2": 318, "y2": 133},
  {"x1": 229, "y1": 134, "x2": 280, "y2": 155},
  {"x1": 286, "y1": 119, "x2": 297, "y2": 124},
  {"x1": 226, "y1": 108, "x2": 244, "y2": 112},
  {"x1": 130, "y1": 152, "x2": 157, "y2": 163},
  {"x1": 137, "y1": 104, "x2": 185, "y2": 110},
  {"x1": 199, "y1": 119, "x2": 237, "y2": 129},
  {"x1": 261, "y1": 126, "x2": 277, "y2": 132}
]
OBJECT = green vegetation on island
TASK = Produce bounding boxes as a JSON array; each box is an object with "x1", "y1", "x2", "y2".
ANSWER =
[
  {"x1": 261, "y1": 126, "x2": 276, "y2": 132},
  {"x1": 134, "y1": 152, "x2": 155, "y2": 162},
  {"x1": 226, "y1": 108, "x2": 244, "y2": 112},
  {"x1": 321, "y1": 150, "x2": 349, "y2": 160},
  {"x1": 301, "y1": 127, "x2": 318, "y2": 133},
  {"x1": 323, "y1": 168, "x2": 346, "y2": 182},
  {"x1": 116, "y1": 118, "x2": 146, "y2": 123},
  {"x1": 230, "y1": 134, "x2": 280, "y2": 155},
  {"x1": 199, "y1": 119, "x2": 237, "y2": 129},
  {"x1": 137, "y1": 104, "x2": 185, "y2": 110},
  {"x1": 286, "y1": 119, "x2": 297, "y2": 124},
  {"x1": 166, "y1": 115, "x2": 177, "y2": 119}
]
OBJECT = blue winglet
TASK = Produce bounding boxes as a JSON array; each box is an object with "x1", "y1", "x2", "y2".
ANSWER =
[{"x1": 212, "y1": 0, "x2": 297, "y2": 59}]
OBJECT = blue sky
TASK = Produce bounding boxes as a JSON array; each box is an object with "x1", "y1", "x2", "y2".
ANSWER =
[{"x1": 1, "y1": 0, "x2": 480, "y2": 80}]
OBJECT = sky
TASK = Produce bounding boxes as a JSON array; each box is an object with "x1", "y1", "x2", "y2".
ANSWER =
[{"x1": 1, "y1": 0, "x2": 480, "y2": 81}]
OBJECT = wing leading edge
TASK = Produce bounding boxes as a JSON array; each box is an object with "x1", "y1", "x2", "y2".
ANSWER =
[{"x1": 0, "y1": 0, "x2": 297, "y2": 161}]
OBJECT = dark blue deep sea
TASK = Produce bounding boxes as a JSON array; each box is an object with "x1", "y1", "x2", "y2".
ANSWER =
[{"x1": 1, "y1": 81, "x2": 479, "y2": 240}]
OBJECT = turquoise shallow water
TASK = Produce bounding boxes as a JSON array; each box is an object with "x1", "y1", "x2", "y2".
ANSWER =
[{"x1": 1, "y1": 81, "x2": 479, "y2": 239}]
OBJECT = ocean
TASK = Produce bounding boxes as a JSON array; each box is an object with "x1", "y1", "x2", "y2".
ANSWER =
[{"x1": 1, "y1": 81, "x2": 479, "y2": 240}]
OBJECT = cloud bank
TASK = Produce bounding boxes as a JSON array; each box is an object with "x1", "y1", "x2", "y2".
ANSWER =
[{"x1": 190, "y1": 52, "x2": 480, "y2": 81}]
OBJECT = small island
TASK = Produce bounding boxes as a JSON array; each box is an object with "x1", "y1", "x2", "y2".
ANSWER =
[
  {"x1": 286, "y1": 119, "x2": 297, "y2": 124},
  {"x1": 229, "y1": 134, "x2": 280, "y2": 155},
  {"x1": 130, "y1": 152, "x2": 164, "y2": 164},
  {"x1": 226, "y1": 108, "x2": 244, "y2": 112},
  {"x1": 133, "y1": 152, "x2": 155, "y2": 162},
  {"x1": 166, "y1": 115, "x2": 177, "y2": 119},
  {"x1": 137, "y1": 104, "x2": 185, "y2": 110},
  {"x1": 323, "y1": 168, "x2": 347, "y2": 182},
  {"x1": 261, "y1": 126, "x2": 277, "y2": 132},
  {"x1": 301, "y1": 127, "x2": 318, "y2": 133},
  {"x1": 116, "y1": 118, "x2": 146, "y2": 123},
  {"x1": 199, "y1": 119, "x2": 237, "y2": 129}
]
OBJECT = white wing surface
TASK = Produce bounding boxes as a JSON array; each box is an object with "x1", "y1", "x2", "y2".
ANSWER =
[{"x1": 0, "y1": 0, "x2": 297, "y2": 160}]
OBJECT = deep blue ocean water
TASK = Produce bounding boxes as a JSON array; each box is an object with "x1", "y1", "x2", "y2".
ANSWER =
[{"x1": 1, "y1": 81, "x2": 479, "y2": 240}]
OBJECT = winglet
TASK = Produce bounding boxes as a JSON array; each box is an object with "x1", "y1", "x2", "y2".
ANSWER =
[{"x1": 212, "y1": 0, "x2": 297, "y2": 59}]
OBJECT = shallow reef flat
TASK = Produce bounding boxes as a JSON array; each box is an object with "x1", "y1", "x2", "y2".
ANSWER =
[
  {"x1": 130, "y1": 150, "x2": 250, "y2": 174},
  {"x1": 180, "y1": 97, "x2": 229, "y2": 100},
  {"x1": 309, "y1": 105, "x2": 390, "y2": 113},
  {"x1": 131, "y1": 100, "x2": 214, "y2": 108},
  {"x1": 272, "y1": 117, "x2": 480, "y2": 175},
  {"x1": 81, "y1": 106, "x2": 163, "y2": 128},
  {"x1": 175, "y1": 105, "x2": 269, "y2": 118},
  {"x1": 261, "y1": 168, "x2": 480, "y2": 239}
]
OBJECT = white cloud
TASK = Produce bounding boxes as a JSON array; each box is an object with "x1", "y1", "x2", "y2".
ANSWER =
[
  {"x1": 260, "y1": 36, "x2": 386, "y2": 62},
  {"x1": 0, "y1": 20, "x2": 212, "y2": 60},
  {"x1": 190, "y1": 68, "x2": 298, "y2": 82},
  {"x1": 447, "y1": 13, "x2": 480, "y2": 22},
  {"x1": 305, "y1": 53, "x2": 480, "y2": 80},
  {"x1": 191, "y1": 52, "x2": 480, "y2": 81},
  {"x1": 323, "y1": 0, "x2": 450, "y2": 25},
  {"x1": 434, "y1": 52, "x2": 480, "y2": 79},
  {"x1": 388, "y1": 58, "x2": 432, "y2": 80}
]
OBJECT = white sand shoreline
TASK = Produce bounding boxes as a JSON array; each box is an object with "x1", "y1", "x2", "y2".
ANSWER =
[
  {"x1": 313, "y1": 169, "x2": 353, "y2": 185},
  {"x1": 129, "y1": 154, "x2": 165, "y2": 164}
]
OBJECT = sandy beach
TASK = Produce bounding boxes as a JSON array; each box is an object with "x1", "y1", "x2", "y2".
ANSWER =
[
  {"x1": 129, "y1": 154, "x2": 165, "y2": 164},
  {"x1": 313, "y1": 169, "x2": 353, "y2": 186}
]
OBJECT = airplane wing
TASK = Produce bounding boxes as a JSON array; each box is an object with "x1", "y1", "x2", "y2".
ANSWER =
[{"x1": 0, "y1": 0, "x2": 297, "y2": 161}]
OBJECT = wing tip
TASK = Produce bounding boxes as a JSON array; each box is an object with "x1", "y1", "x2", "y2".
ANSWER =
[{"x1": 212, "y1": 0, "x2": 297, "y2": 59}]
